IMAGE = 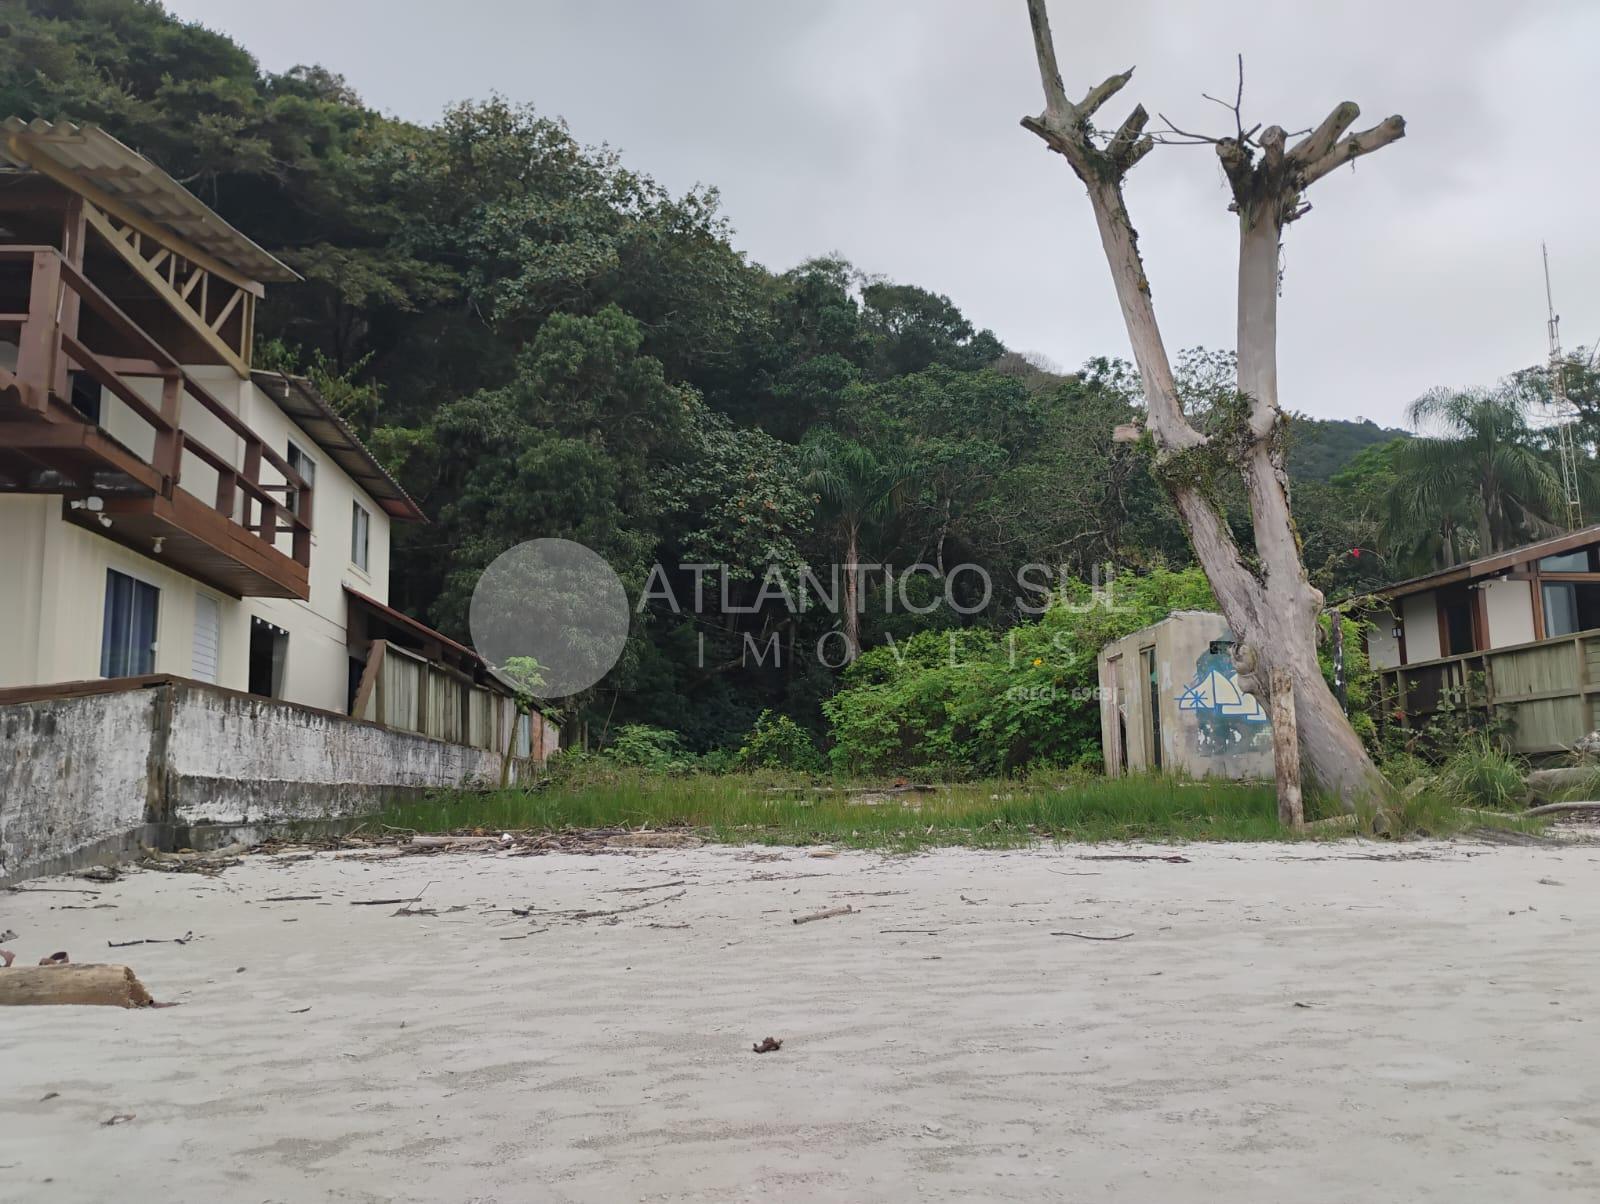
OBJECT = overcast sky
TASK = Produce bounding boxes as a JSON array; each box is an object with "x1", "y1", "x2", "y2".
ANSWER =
[{"x1": 166, "y1": 0, "x2": 1600, "y2": 426}]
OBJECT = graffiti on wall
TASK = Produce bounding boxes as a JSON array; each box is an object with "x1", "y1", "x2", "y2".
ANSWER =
[{"x1": 1175, "y1": 638, "x2": 1270, "y2": 757}]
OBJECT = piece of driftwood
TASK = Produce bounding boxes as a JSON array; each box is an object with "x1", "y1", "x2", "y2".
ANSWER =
[
  {"x1": 107, "y1": 931, "x2": 193, "y2": 949},
  {"x1": 792, "y1": 905, "x2": 854, "y2": 925},
  {"x1": 566, "y1": 890, "x2": 686, "y2": 921},
  {"x1": 1523, "y1": 800, "x2": 1600, "y2": 818},
  {"x1": 603, "y1": 879, "x2": 687, "y2": 894},
  {"x1": 0, "y1": 964, "x2": 153, "y2": 1008}
]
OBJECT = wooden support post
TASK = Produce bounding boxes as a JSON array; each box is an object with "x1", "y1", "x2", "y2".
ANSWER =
[
  {"x1": 15, "y1": 250, "x2": 62, "y2": 402},
  {"x1": 215, "y1": 466, "x2": 237, "y2": 520},
  {"x1": 55, "y1": 196, "x2": 86, "y2": 399},
  {"x1": 1270, "y1": 667, "x2": 1304, "y2": 829},
  {"x1": 292, "y1": 488, "x2": 312, "y2": 565},
  {"x1": 240, "y1": 439, "x2": 262, "y2": 531},
  {"x1": 153, "y1": 373, "x2": 182, "y2": 489},
  {"x1": 258, "y1": 496, "x2": 278, "y2": 548}
]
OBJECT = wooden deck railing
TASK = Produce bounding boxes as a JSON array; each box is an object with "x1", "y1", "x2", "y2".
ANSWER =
[{"x1": 0, "y1": 245, "x2": 311, "y2": 567}]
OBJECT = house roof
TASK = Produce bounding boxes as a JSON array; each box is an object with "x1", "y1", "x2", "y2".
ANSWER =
[
  {"x1": 346, "y1": 586, "x2": 479, "y2": 664},
  {"x1": 345, "y1": 587, "x2": 530, "y2": 702},
  {"x1": 252, "y1": 371, "x2": 427, "y2": 523},
  {"x1": 1372, "y1": 522, "x2": 1600, "y2": 599},
  {"x1": 0, "y1": 117, "x2": 299, "y2": 284}
]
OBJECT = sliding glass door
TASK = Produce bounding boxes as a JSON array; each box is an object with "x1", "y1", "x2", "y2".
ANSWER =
[{"x1": 101, "y1": 570, "x2": 160, "y2": 677}]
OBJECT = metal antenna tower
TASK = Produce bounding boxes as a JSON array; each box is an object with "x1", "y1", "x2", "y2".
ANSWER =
[{"x1": 1543, "y1": 243, "x2": 1583, "y2": 530}]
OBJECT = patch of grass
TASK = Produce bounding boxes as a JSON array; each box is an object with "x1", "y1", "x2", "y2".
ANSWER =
[
  {"x1": 1435, "y1": 734, "x2": 1528, "y2": 811},
  {"x1": 373, "y1": 770, "x2": 1533, "y2": 851}
]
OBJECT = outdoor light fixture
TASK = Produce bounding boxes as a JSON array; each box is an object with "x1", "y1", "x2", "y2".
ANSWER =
[{"x1": 151, "y1": 536, "x2": 165, "y2": 555}]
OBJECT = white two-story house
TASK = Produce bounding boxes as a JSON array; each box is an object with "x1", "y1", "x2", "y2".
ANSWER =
[{"x1": 0, "y1": 117, "x2": 553, "y2": 756}]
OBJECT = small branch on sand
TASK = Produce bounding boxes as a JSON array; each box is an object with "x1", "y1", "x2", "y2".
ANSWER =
[
  {"x1": 107, "y1": 931, "x2": 194, "y2": 948},
  {"x1": 792, "y1": 905, "x2": 854, "y2": 925},
  {"x1": 351, "y1": 881, "x2": 435, "y2": 907},
  {"x1": 1051, "y1": 931, "x2": 1135, "y2": 941},
  {"x1": 603, "y1": 880, "x2": 687, "y2": 894},
  {"x1": 565, "y1": 890, "x2": 687, "y2": 922}
]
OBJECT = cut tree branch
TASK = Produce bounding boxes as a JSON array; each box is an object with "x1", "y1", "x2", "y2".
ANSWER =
[
  {"x1": 1299, "y1": 115, "x2": 1407, "y2": 186},
  {"x1": 1289, "y1": 101, "x2": 1360, "y2": 165}
]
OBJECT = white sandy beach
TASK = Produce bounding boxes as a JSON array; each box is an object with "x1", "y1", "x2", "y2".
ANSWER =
[{"x1": 3, "y1": 837, "x2": 1599, "y2": 1203}]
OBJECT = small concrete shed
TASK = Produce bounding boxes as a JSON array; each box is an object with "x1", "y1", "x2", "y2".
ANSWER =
[{"x1": 1097, "y1": 611, "x2": 1275, "y2": 780}]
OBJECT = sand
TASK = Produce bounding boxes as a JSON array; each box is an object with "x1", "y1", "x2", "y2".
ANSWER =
[{"x1": 3, "y1": 836, "x2": 1599, "y2": 1202}]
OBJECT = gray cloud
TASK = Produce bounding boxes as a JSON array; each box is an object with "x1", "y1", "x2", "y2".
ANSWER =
[{"x1": 168, "y1": 0, "x2": 1600, "y2": 425}]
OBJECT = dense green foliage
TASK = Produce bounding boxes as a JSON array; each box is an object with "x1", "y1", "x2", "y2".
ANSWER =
[
  {"x1": 825, "y1": 568, "x2": 1217, "y2": 776},
  {"x1": 9, "y1": 1, "x2": 1591, "y2": 774}
]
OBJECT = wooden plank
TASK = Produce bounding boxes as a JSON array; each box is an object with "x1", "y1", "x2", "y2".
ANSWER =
[
  {"x1": 350, "y1": 639, "x2": 386, "y2": 720},
  {"x1": 59, "y1": 332, "x2": 171, "y2": 435}
]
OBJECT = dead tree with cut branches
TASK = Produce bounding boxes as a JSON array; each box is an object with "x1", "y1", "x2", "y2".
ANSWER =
[{"x1": 1020, "y1": 0, "x2": 1404, "y2": 806}]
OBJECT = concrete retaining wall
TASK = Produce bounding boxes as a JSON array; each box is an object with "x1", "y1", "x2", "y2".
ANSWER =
[
  {"x1": 0, "y1": 677, "x2": 541, "y2": 884},
  {"x1": 0, "y1": 688, "x2": 163, "y2": 882}
]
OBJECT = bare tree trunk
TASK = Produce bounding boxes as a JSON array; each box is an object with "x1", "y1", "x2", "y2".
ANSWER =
[
  {"x1": 1270, "y1": 666, "x2": 1305, "y2": 827},
  {"x1": 1020, "y1": 0, "x2": 1403, "y2": 807}
]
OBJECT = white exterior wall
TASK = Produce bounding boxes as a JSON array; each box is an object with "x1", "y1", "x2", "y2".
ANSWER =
[
  {"x1": 1366, "y1": 609, "x2": 1401, "y2": 670},
  {"x1": 1400, "y1": 591, "x2": 1442, "y2": 663},
  {"x1": 0, "y1": 492, "x2": 246, "y2": 690},
  {"x1": 1482, "y1": 578, "x2": 1536, "y2": 648},
  {"x1": 0, "y1": 369, "x2": 394, "y2": 715}
]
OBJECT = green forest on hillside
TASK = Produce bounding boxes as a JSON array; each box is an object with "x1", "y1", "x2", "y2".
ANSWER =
[{"x1": 6, "y1": 0, "x2": 1596, "y2": 772}]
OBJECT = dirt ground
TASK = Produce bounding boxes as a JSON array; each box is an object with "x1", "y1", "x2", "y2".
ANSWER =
[{"x1": 3, "y1": 836, "x2": 1599, "y2": 1203}]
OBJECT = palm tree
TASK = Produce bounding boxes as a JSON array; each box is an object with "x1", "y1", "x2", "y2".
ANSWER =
[
  {"x1": 800, "y1": 432, "x2": 912, "y2": 659},
  {"x1": 1387, "y1": 387, "x2": 1565, "y2": 566}
]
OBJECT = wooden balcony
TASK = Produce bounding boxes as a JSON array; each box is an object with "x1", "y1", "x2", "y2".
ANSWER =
[{"x1": 0, "y1": 246, "x2": 310, "y2": 599}]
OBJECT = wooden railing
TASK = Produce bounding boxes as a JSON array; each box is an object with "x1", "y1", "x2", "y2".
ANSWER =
[{"x1": 0, "y1": 245, "x2": 310, "y2": 566}]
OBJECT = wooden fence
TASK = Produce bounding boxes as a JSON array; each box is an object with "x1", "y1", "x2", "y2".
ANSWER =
[
  {"x1": 350, "y1": 640, "x2": 553, "y2": 761},
  {"x1": 1378, "y1": 629, "x2": 1600, "y2": 756}
]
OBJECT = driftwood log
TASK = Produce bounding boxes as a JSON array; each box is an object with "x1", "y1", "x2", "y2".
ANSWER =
[
  {"x1": 0, "y1": 964, "x2": 154, "y2": 1008},
  {"x1": 1522, "y1": 801, "x2": 1600, "y2": 819}
]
